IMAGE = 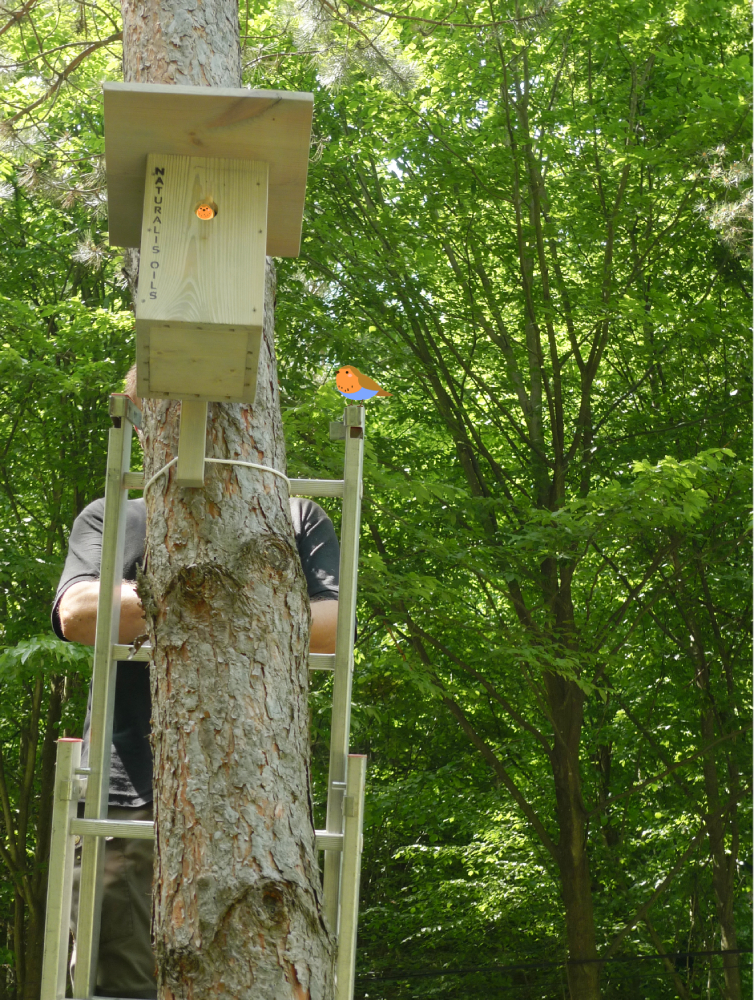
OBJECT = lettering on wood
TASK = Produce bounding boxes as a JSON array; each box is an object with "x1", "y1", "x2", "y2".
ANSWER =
[{"x1": 149, "y1": 165, "x2": 164, "y2": 299}]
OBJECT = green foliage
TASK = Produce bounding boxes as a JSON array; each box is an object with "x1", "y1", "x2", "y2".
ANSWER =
[
  {"x1": 0, "y1": 53, "x2": 132, "y2": 991},
  {"x1": 0, "y1": 0, "x2": 750, "y2": 996}
]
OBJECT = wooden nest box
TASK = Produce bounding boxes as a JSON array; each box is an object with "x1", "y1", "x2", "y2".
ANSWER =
[{"x1": 103, "y1": 82, "x2": 313, "y2": 408}]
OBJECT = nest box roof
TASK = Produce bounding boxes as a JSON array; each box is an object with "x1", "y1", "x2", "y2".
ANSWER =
[{"x1": 103, "y1": 82, "x2": 314, "y2": 257}]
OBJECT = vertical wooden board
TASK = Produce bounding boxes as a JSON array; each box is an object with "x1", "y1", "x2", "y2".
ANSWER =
[
  {"x1": 323, "y1": 405, "x2": 365, "y2": 930},
  {"x1": 335, "y1": 755, "x2": 367, "y2": 1000},
  {"x1": 136, "y1": 154, "x2": 268, "y2": 326},
  {"x1": 244, "y1": 325, "x2": 261, "y2": 400},
  {"x1": 176, "y1": 400, "x2": 208, "y2": 487},
  {"x1": 135, "y1": 319, "x2": 151, "y2": 401}
]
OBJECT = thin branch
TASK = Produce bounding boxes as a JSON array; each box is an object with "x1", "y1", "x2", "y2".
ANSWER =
[
  {"x1": 344, "y1": 0, "x2": 550, "y2": 29},
  {"x1": 587, "y1": 724, "x2": 751, "y2": 818},
  {"x1": 409, "y1": 622, "x2": 554, "y2": 761},
  {"x1": 604, "y1": 788, "x2": 748, "y2": 959},
  {"x1": 0, "y1": 0, "x2": 39, "y2": 39},
  {"x1": 4, "y1": 31, "x2": 122, "y2": 125},
  {"x1": 591, "y1": 543, "x2": 672, "y2": 656},
  {"x1": 441, "y1": 691, "x2": 559, "y2": 859}
]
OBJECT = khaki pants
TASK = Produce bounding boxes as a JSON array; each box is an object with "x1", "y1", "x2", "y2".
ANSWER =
[{"x1": 71, "y1": 806, "x2": 157, "y2": 999}]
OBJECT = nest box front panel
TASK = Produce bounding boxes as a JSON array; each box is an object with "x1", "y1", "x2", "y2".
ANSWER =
[{"x1": 135, "y1": 153, "x2": 268, "y2": 403}]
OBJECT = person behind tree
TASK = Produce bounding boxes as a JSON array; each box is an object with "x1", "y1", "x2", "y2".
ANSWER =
[{"x1": 52, "y1": 365, "x2": 340, "y2": 999}]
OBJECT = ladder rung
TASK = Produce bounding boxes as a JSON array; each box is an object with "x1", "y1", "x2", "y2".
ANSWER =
[
  {"x1": 122, "y1": 473, "x2": 345, "y2": 498},
  {"x1": 69, "y1": 818, "x2": 342, "y2": 852},
  {"x1": 112, "y1": 643, "x2": 150, "y2": 662},
  {"x1": 70, "y1": 818, "x2": 155, "y2": 840},
  {"x1": 315, "y1": 831, "x2": 343, "y2": 851},
  {"x1": 123, "y1": 471, "x2": 144, "y2": 490},
  {"x1": 75, "y1": 996, "x2": 141, "y2": 1000},
  {"x1": 309, "y1": 653, "x2": 335, "y2": 671},
  {"x1": 113, "y1": 644, "x2": 335, "y2": 672},
  {"x1": 289, "y1": 479, "x2": 345, "y2": 498}
]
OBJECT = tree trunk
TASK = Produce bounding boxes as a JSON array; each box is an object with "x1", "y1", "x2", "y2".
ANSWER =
[
  {"x1": 700, "y1": 706, "x2": 741, "y2": 1000},
  {"x1": 121, "y1": 3, "x2": 333, "y2": 994},
  {"x1": 22, "y1": 675, "x2": 64, "y2": 1000},
  {"x1": 545, "y1": 671, "x2": 601, "y2": 1000},
  {"x1": 19, "y1": 904, "x2": 43, "y2": 1000},
  {"x1": 684, "y1": 577, "x2": 741, "y2": 1000}
]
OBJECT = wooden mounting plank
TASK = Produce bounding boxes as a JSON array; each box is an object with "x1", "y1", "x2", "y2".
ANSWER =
[
  {"x1": 103, "y1": 82, "x2": 313, "y2": 257},
  {"x1": 176, "y1": 400, "x2": 208, "y2": 487},
  {"x1": 122, "y1": 472, "x2": 145, "y2": 490}
]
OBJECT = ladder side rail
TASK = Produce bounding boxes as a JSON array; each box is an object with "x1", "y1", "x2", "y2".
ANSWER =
[
  {"x1": 73, "y1": 395, "x2": 134, "y2": 998},
  {"x1": 40, "y1": 739, "x2": 82, "y2": 1000},
  {"x1": 322, "y1": 406, "x2": 365, "y2": 931},
  {"x1": 335, "y1": 755, "x2": 367, "y2": 1000}
]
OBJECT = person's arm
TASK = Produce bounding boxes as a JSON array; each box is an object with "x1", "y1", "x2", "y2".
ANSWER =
[
  {"x1": 309, "y1": 600, "x2": 338, "y2": 654},
  {"x1": 58, "y1": 581, "x2": 146, "y2": 646},
  {"x1": 59, "y1": 579, "x2": 337, "y2": 652},
  {"x1": 292, "y1": 499, "x2": 342, "y2": 655}
]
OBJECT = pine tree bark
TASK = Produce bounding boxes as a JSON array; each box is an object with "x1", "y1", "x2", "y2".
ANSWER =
[{"x1": 121, "y1": 2, "x2": 334, "y2": 994}]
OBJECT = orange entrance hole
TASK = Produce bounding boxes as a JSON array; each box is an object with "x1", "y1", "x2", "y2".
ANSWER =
[{"x1": 195, "y1": 202, "x2": 217, "y2": 221}]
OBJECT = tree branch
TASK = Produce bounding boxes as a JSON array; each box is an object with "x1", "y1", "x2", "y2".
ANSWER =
[
  {"x1": 587, "y1": 724, "x2": 751, "y2": 818},
  {"x1": 441, "y1": 691, "x2": 559, "y2": 860},
  {"x1": 4, "y1": 31, "x2": 123, "y2": 124},
  {"x1": 604, "y1": 788, "x2": 748, "y2": 959}
]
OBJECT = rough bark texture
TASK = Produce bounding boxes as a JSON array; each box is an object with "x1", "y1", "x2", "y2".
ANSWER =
[
  {"x1": 122, "y1": 0, "x2": 241, "y2": 87},
  {"x1": 141, "y1": 265, "x2": 332, "y2": 996},
  {"x1": 121, "y1": 2, "x2": 334, "y2": 994}
]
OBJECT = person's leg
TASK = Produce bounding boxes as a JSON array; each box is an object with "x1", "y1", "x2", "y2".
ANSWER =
[{"x1": 70, "y1": 805, "x2": 157, "y2": 1000}]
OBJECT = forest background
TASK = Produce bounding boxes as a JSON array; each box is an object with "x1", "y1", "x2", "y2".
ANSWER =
[{"x1": 0, "y1": 0, "x2": 751, "y2": 997}]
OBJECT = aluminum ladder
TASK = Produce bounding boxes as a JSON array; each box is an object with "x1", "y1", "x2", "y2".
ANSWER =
[{"x1": 40, "y1": 394, "x2": 367, "y2": 1000}]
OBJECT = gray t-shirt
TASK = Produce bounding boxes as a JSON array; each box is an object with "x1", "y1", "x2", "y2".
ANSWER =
[{"x1": 53, "y1": 497, "x2": 339, "y2": 807}]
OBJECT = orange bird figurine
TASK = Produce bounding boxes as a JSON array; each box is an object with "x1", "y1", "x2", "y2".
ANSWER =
[{"x1": 335, "y1": 366, "x2": 391, "y2": 401}]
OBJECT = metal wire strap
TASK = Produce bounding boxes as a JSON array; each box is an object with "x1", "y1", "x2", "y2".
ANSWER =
[
  {"x1": 142, "y1": 457, "x2": 178, "y2": 493},
  {"x1": 142, "y1": 456, "x2": 290, "y2": 493},
  {"x1": 205, "y1": 457, "x2": 290, "y2": 487}
]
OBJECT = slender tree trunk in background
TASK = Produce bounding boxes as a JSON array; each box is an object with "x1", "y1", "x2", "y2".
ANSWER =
[
  {"x1": 542, "y1": 563, "x2": 600, "y2": 1000},
  {"x1": 120, "y1": 3, "x2": 333, "y2": 995},
  {"x1": 22, "y1": 675, "x2": 64, "y2": 1000},
  {"x1": 683, "y1": 572, "x2": 741, "y2": 1000},
  {"x1": 545, "y1": 672, "x2": 601, "y2": 1000},
  {"x1": 700, "y1": 706, "x2": 741, "y2": 1000},
  {"x1": 3, "y1": 672, "x2": 64, "y2": 1000}
]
